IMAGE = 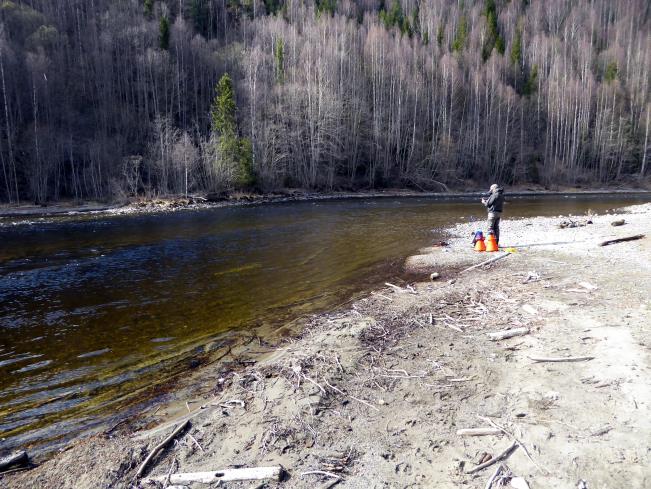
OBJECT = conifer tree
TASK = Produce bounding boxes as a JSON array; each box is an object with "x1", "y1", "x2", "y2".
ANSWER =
[
  {"x1": 211, "y1": 74, "x2": 254, "y2": 188},
  {"x1": 523, "y1": 65, "x2": 538, "y2": 96},
  {"x1": 452, "y1": 15, "x2": 468, "y2": 52},
  {"x1": 144, "y1": 0, "x2": 154, "y2": 17},
  {"x1": 191, "y1": 0, "x2": 210, "y2": 36},
  {"x1": 510, "y1": 28, "x2": 522, "y2": 67},
  {"x1": 274, "y1": 38, "x2": 284, "y2": 84},
  {"x1": 159, "y1": 16, "x2": 170, "y2": 50},
  {"x1": 437, "y1": 23, "x2": 445, "y2": 47},
  {"x1": 604, "y1": 62, "x2": 618, "y2": 83}
]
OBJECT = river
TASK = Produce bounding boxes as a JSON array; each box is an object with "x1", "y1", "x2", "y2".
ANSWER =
[{"x1": 1, "y1": 193, "x2": 649, "y2": 454}]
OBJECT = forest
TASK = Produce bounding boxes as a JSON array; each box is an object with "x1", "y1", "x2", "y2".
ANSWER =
[{"x1": 0, "y1": 0, "x2": 649, "y2": 203}]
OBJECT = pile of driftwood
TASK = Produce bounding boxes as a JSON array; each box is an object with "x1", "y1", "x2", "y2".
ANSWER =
[{"x1": 558, "y1": 218, "x2": 592, "y2": 229}]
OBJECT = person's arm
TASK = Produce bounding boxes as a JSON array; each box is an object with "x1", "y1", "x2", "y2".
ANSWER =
[{"x1": 484, "y1": 193, "x2": 496, "y2": 208}]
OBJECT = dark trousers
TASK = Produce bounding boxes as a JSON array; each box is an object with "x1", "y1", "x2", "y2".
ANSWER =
[{"x1": 487, "y1": 214, "x2": 501, "y2": 243}]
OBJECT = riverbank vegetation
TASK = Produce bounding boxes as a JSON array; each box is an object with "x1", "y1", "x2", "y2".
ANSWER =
[{"x1": 0, "y1": 0, "x2": 649, "y2": 204}]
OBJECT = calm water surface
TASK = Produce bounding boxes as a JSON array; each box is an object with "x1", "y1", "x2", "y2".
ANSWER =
[{"x1": 1, "y1": 194, "x2": 649, "y2": 453}]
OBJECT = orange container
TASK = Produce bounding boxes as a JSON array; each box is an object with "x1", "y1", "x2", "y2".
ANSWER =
[
  {"x1": 474, "y1": 237, "x2": 486, "y2": 252},
  {"x1": 486, "y1": 233, "x2": 498, "y2": 252}
]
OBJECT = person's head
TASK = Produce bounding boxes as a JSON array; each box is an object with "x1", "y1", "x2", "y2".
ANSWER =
[{"x1": 489, "y1": 184, "x2": 498, "y2": 193}]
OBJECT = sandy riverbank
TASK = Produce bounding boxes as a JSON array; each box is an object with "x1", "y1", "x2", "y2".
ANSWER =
[{"x1": 2, "y1": 203, "x2": 650, "y2": 488}]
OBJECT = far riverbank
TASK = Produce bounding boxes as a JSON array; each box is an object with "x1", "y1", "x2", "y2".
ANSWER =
[{"x1": 1, "y1": 185, "x2": 650, "y2": 220}]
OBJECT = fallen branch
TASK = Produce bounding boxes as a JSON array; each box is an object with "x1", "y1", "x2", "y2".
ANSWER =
[
  {"x1": 466, "y1": 441, "x2": 518, "y2": 474},
  {"x1": 153, "y1": 466, "x2": 283, "y2": 484},
  {"x1": 589, "y1": 425, "x2": 612, "y2": 437},
  {"x1": 349, "y1": 395, "x2": 380, "y2": 412},
  {"x1": 187, "y1": 433, "x2": 204, "y2": 452},
  {"x1": 301, "y1": 470, "x2": 342, "y2": 479},
  {"x1": 385, "y1": 282, "x2": 405, "y2": 292},
  {"x1": 0, "y1": 451, "x2": 29, "y2": 473},
  {"x1": 372, "y1": 292, "x2": 393, "y2": 302},
  {"x1": 219, "y1": 399, "x2": 246, "y2": 409},
  {"x1": 487, "y1": 328, "x2": 529, "y2": 341},
  {"x1": 528, "y1": 355, "x2": 594, "y2": 363},
  {"x1": 136, "y1": 420, "x2": 190, "y2": 478},
  {"x1": 457, "y1": 428, "x2": 502, "y2": 437},
  {"x1": 446, "y1": 323, "x2": 464, "y2": 333},
  {"x1": 461, "y1": 253, "x2": 512, "y2": 274},
  {"x1": 599, "y1": 234, "x2": 645, "y2": 246},
  {"x1": 385, "y1": 282, "x2": 417, "y2": 294}
]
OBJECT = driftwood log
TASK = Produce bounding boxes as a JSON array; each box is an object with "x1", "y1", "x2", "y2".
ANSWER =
[
  {"x1": 151, "y1": 466, "x2": 284, "y2": 484},
  {"x1": 0, "y1": 451, "x2": 29, "y2": 473},
  {"x1": 487, "y1": 328, "x2": 529, "y2": 341},
  {"x1": 529, "y1": 355, "x2": 594, "y2": 363},
  {"x1": 457, "y1": 428, "x2": 502, "y2": 436},
  {"x1": 599, "y1": 234, "x2": 645, "y2": 246}
]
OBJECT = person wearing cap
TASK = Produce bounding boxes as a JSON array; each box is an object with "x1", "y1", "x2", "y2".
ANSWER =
[{"x1": 481, "y1": 184, "x2": 504, "y2": 244}]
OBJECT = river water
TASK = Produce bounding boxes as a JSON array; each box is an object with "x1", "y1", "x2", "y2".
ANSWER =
[{"x1": 1, "y1": 194, "x2": 649, "y2": 454}]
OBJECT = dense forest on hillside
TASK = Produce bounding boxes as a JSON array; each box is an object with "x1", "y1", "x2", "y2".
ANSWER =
[{"x1": 0, "y1": 0, "x2": 649, "y2": 203}]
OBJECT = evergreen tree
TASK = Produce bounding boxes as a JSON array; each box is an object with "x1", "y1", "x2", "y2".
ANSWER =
[
  {"x1": 523, "y1": 64, "x2": 538, "y2": 96},
  {"x1": 211, "y1": 74, "x2": 254, "y2": 189},
  {"x1": 191, "y1": 0, "x2": 210, "y2": 36},
  {"x1": 274, "y1": 38, "x2": 285, "y2": 84},
  {"x1": 481, "y1": 0, "x2": 505, "y2": 61},
  {"x1": 316, "y1": 0, "x2": 337, "y2": 17},
  {"x1": 159, "y1": 16, "x2": 170, "y2": 50},
  {"x1": 237, "y1": 138, "x2": 255, "y2": 187},
  {"x1": 144, "y1": 0, "x2": 154, "y2": 17},
  {"x1": 510, "y1": 28, "x2": 522, "y2": 67},
  {"x1": 264, "y1": 0, "x2": 282, "y2": 15},
  {"x1": 437, "y1": 22, "x2": 445, "y2": 47},
  {"x1": 380, "y1": 0, "x2": 409, "y2": 35},
  {"x1": 604, "y1": 62, "x2": 618, "y2": 83},
  {"x1": 211, "y1": 74, "x2": 236, "y2": 136},
  {"x1": 452, "y1": 15, "x2": 468, "y2": 52}
]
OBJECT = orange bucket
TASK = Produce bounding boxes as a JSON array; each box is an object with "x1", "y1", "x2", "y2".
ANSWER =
[
  {"x1": 486, "y1": 233, "x2": 498, "y2": 252},
  {"x1": 474, "y1": 237, "x2": 486, "y2": 252}
]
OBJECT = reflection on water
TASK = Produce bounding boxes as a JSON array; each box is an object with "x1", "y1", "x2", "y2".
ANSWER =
[{"x1": 0, "y1": 194, "x2": 649, "y2": 453}]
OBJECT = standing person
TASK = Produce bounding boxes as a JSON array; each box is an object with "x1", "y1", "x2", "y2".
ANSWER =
[{"x1": 481, "y1": 184, "x2": 504, "y2": 244}]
